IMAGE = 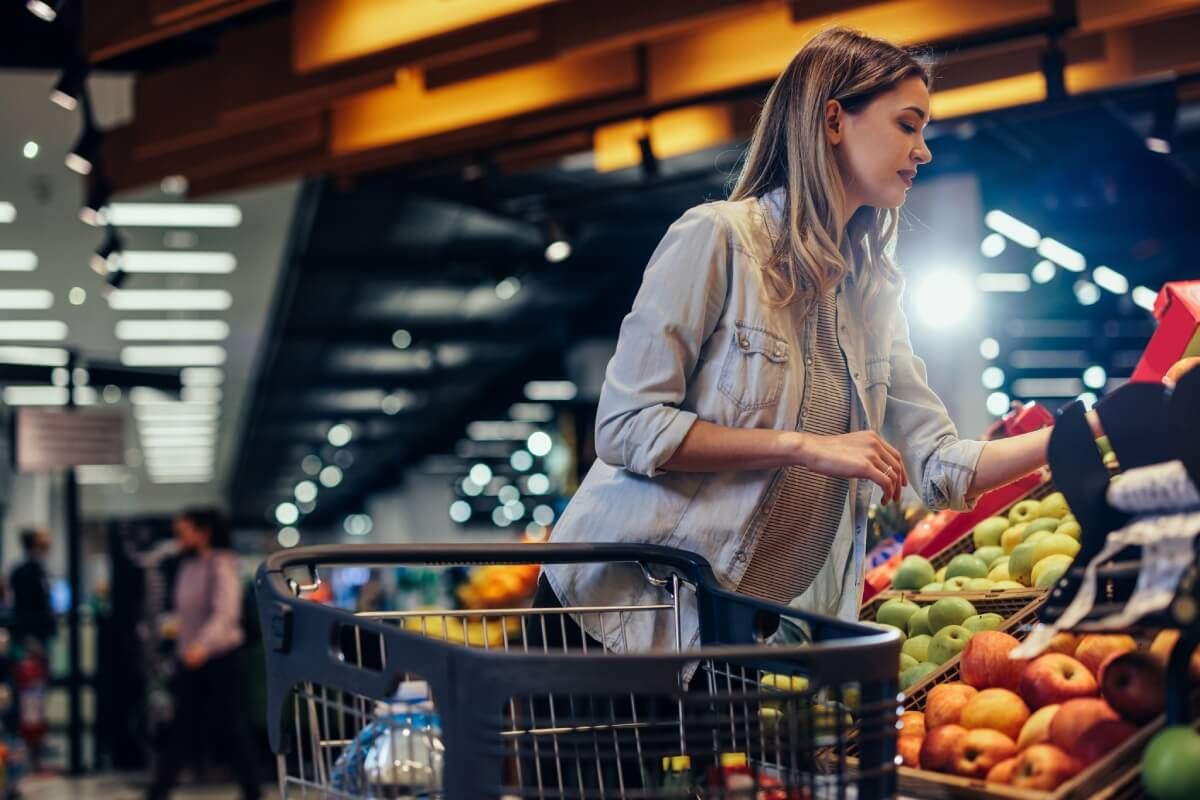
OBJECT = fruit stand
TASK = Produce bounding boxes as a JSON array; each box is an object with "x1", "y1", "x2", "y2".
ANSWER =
[{"x1": 870, "y1": 366, "x2": 1200, "y2": 799}]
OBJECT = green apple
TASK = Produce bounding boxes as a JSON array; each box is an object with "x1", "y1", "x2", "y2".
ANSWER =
[
  {"x1": 876, "y1": 599, "x2": 920, "y2": 632},
  {"x1": 899, "y1": 653, "x2": 918, "y2": 672},
  {"x1": 891, "y1": 555, "x2": 936, "y2": 591},
  {"x1": 1141, "y1": 726, "x2": 1200, "y2": 800},
  {"x1": 900, "y1": 662, "x2": 939, "y2": 691},
  {"x1": 1036, "y1": 491, "x2": 1071, "y2": 519},
  {"x1": 1025, "y1": 517, "x2": 1061, "y2": 537},
  {"x1": 972, "y1": 517, "x2": 1009, "y2": 549},
  {"x1": 1032, "y1": 532, "x2": 1080, "y2": 565},
  {"x1": 993, "y1": 580, "x2": 1025, "y2": 590},
  {"x1": 920, "y1": 582, "x2": 943, "y2": 593},
  {"x1": 928, "y1": 625, "x2": 973, "y2": 665},
  {"x1": 1032, "y1": 554, "x2": 1074, "y2": 589},
  {"x1": 943, "y1": 576, "x2": 972, "y2": 592},
  {"x1": 907, "y1": 607, "x2": 933, "y2": 637},
  {"x1": 934, "y1": 566, "x2": 948, "y2": 582},
  {"x1": 1009, "y1": 542, "x2": 1037, "y2": 585},
  {"x1": 928, "y1": 597, "x2": 977, "y2": 632},
  {"x1": 945, "y1": 553, "x2": 988, "y2": 580},
  {"x1": 963, "y1": 613, "x2": 1004, "y2": 633},
  {"x1": 1056, "y1": 520, "x2": 1082, "y2": 541},
  {"x1": 965, "y1": 578, "x2": 994, "y2": 591},
  {"x1": 1001, "y1": 524, "x2": 1027, "y2": 553},
  {"x1": 902, "y1": 633, "x2": 932, "y2": 663},
  {"x1": 1008, "y1": 499, "x2": 1041, "y2": 524},
  {"x1": 974, "y1": 546, "x2": 1005, "y2": 568}
]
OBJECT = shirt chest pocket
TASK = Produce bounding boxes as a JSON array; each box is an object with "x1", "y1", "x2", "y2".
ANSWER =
[{"x1": 717, "y1": 322, "x2": 789, "y2": 410}]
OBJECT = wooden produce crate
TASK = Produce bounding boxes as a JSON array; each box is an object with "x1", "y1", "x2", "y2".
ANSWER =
[{"x1": 859, "y1": 589, "x2": 1045, "y2": 625}]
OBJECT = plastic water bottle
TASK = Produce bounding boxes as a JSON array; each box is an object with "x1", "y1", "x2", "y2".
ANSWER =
[{"x1": 331, "y1": 681, "x2": 444, "y2": 798}]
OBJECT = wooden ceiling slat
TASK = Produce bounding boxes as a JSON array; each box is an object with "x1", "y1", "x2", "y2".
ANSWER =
[{"x1": 84, "y1": 0, "x2": 276, "y2": 62}]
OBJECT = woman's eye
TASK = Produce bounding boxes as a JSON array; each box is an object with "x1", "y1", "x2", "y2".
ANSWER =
[{"x1": 900, "y1": 122, "x2": 916, "y2": 133}]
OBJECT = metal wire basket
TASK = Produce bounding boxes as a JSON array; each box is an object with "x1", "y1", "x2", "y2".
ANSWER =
[{"x1": 255, "y1": 543, "x2": 903, "y2": 798}]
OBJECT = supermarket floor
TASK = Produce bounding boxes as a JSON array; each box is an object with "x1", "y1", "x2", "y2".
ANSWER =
[{"x1": 20, "y1": 773, "x2": 280, "y2": 799}]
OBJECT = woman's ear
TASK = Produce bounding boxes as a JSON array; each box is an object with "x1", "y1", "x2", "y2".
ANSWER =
[{"x1": 825, "y1": 99, "x2": 843, "y2": 145}]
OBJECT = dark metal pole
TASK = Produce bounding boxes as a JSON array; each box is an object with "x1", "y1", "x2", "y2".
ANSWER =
[{"x1": 65, "y1": 352, "x2": 84, "y2": 774}]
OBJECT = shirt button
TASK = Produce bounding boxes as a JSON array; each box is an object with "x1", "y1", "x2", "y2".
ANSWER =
[
  {"x1": 774, "y1": 345, "x2": 784, "y2": 357},
  {"x1": 807, "y1": 358, "x2": 814, "y2": 366},
  {"x1": 735, "y1": 550, "x2": 748, "y2": 562},
  {"x1": 738, "y1": 335, "x2": 750, "y2": 350}
]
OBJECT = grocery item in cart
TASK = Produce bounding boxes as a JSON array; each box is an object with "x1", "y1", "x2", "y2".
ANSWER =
[{"x1": 331, "y1": 680, "x2": 444, "y2": 798}]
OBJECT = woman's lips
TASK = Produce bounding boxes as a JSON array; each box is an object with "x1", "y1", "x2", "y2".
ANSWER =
[{"x1": 898, "y1": 171, "x2": 914, "y2": 188}]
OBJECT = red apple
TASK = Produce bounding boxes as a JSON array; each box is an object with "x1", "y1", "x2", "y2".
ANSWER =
[
  {"x1": 925, "y1": 683, "x2": 978, "y2": 729},
  {"x1": 919, "y1": 724, "x2": 967, "y2": 774},
  {"x1": 960, "y1": 630, "x2": 1027, "y2": 691},
  {"x1": 1047, "y1": 632, "x2": 1078, "y2": 657},
  {"x1": 1017, "y1": 704, "x2": 1060, "y2": 749},
  {"x1": 1100, "y1": 650, "x2": 1166, "y2": 723},
  {"x1": 899, "y1": 710, "x2": 926, "y2": 739},
  {"x1": 1011, "y1": 744, "x2": 1082, "y2": 791},
  {"x1": 897, "y1": 733, "x2": 922, "y2": 768},
  {"x1": 1070, "y1": 718, "x2": 1138, "y2": 766},
  {"x1": 986, "y1": 756, "x2": 1019, "y2": 785},
  {"x1": 1074, "y1": 634, "x2": 1137, "y2": 676},
  {"x1": 1048, "y1": 697, "x2": 1119, "y2": 752},
  {"x1": 960, "y1": 688, "x2": 1031, "y2": 741},
  {"x1": 1019, "y1": 654, "x2": 1099, "y2": 709},
  {"x1": 953, "y1": 728, "x2": 1018, "y2": 779}
]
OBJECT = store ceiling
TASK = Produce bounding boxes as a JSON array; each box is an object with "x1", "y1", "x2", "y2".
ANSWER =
[{"x1": 0, "y1": 69, "x2": 297, "y2": 514}]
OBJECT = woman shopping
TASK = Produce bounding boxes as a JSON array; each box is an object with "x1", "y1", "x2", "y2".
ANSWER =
[{"x1": 540, "y1": 27, "x2": 1093, "y2": 654}]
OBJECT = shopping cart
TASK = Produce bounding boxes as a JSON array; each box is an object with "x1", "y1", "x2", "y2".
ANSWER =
[{"x1": 255, "y1": 543, "x2": 902, "y2": 798}]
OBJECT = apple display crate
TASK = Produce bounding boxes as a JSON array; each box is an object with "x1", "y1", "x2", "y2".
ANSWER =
[
  {"x1": 256, "y1": 543, "x2": 906, "y2": 799},
  {"x1": 919, "y1": 478, "x2": 1060, "y2": 573},
  {"x1": 852, "y1": 599, "x2": 1161, "y2": 799},
  {"x1": 859, "y1": 590, "x2": 1046, "y2": 626}
]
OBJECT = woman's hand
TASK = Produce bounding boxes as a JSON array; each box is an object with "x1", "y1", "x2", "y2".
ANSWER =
[{"x1": 795, "y1": 430, "x2": 908, "y2": 503}]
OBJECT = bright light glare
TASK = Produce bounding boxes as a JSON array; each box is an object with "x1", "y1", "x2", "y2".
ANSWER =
[
  {"x1": 104, "y1": 203, "x2": 242, "y2": 228},
  {"x1": 984, "y1": 210, "x2": 1041, "y2": 247},
  {"x1": 527, "y1": 431, "x2": 553, "y2": 457},
  {"x1": 979, "y1": 338, "x2": 1000, "y2": 360},
  {"x1": 1031, "y1": 260, "x2": 1056, "y2": 284},
  {"x1": 982, "y1": 367, "x2": 1005, "y2": 389},
  {"x1": 449, "y1": 501, "x2": 472, "y2": 523},
  {"x1": 1092, "y1": 266, "x2": 1129, "y2": 295},
  {"x1": 1037, "y1": 238, "x2": 1085, "y2": 272},
  {"x1": 986, "y1": 392, "x2": 1011, "y2": 416},
  {"x1": 912, "y1": 270, "x2": 974, "y2": 329},
  {"x1": 980, "y1": 233, "x2": 1007, "y2": 258},
  {"x1": 469, "y1": 463, "x2": 493, "y2": 486},
  {"x1": 1074, "y1": 280, "x2": 1101, "y2": 306},
  {"x1": 1131, "y1": 286, "x2": 1157, "y2": 311},
  {"x1": 275, "y1": 502, "x2": 300, "y2": 526},
  {"x1": 977, "y1": 273, "x2": 1030, "y2": 292},
  {"x1": 327, "y1": 423, "x2": 353, "y2": 447},
  {"x1": 1083, "y1": 365, "x2": 1107, "y2": 390}
]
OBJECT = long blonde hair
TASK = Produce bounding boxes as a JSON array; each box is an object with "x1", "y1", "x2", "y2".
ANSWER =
[{"x1": 730, "y1": 27, "x2": 932, "y2": 326}]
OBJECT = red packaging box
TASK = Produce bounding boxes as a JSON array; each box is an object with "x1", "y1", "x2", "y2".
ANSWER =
[{"x1": 1131, "y1": 280, "x2": 1200, "y2": 383}]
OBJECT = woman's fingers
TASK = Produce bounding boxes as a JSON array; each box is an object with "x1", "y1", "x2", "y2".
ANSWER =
[
  {"x1": 868, "y1": 456, "x2": 900, "y2": 503},
  {"x1": 865, "y1": 464, "x2": 896, "y2": 502}
]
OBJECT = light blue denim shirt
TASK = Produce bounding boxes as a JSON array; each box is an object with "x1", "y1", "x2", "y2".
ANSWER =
[{"x1": 544, "y1": 188, "x2": 985, "y2": 655}]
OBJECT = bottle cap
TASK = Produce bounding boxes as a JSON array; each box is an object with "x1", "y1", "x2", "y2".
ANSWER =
[
  {"x1": 661, "y1": 755, "x2": 691, "y2": 772},
  {"x1": 719, "y1": 752, "x2": 748, "y2": 768}
]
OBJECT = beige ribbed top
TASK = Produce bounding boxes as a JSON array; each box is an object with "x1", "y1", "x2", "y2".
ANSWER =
[{"x1": 738, "y1": 289, "x2": 851, "y2": 604}]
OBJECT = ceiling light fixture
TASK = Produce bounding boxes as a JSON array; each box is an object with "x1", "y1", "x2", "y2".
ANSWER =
[{"x1": 103, "y1": 202, "x2": 242, "y2": 228}]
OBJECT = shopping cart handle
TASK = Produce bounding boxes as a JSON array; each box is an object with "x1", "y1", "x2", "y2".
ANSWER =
[{"x1": 261, "y1": 542, "x2": 720, "y2": 585}]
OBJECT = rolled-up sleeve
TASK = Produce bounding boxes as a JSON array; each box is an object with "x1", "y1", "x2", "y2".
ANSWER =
[
  {"x1": 594, "y1": 205, "x2": 730, "y2": 477},
  {"x1": 881, "y1": 306, "x2": 985, "y2": 511}
]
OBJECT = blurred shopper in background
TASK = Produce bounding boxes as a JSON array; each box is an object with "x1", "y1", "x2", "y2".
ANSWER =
[
  {"x1": 9, "y1": 529, "x2": 56, "y2": 649},
  {"x1": 148, "y1": 507, "x2": 259, "y2": 800}
]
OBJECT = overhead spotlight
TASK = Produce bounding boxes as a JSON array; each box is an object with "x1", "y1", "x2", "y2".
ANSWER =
[
  {"x1": 50, "y1": 58, "x2": 87, "y2": 111},
  {"x1": 66, "y1": 119, "x2": 102, "y2": 176},
  {"x1": 542, "y1": 218, "x2": 572, "y2": 263},
  {"x1": 80, "y1": 174, "x2": 112, "y2": 226},
  {"x1": 90, "y1": 226, "x2": 123, "y2": 275},
  {"x1": 27, "y1": 0, "x2": 66, "y2": 23}
]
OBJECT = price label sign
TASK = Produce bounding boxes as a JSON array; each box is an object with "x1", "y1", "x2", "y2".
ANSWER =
[{"x1": 16, "y1": 408, "x2": 125, "y2": 472}]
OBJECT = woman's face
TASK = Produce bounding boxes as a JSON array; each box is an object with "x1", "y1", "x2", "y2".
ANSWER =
[
  {"x1": 828, "y1": 75, "x2": 933, "y2": 212},
  {"x1": 174, "y1": 517, "x2": 209, "y2": 552}
]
